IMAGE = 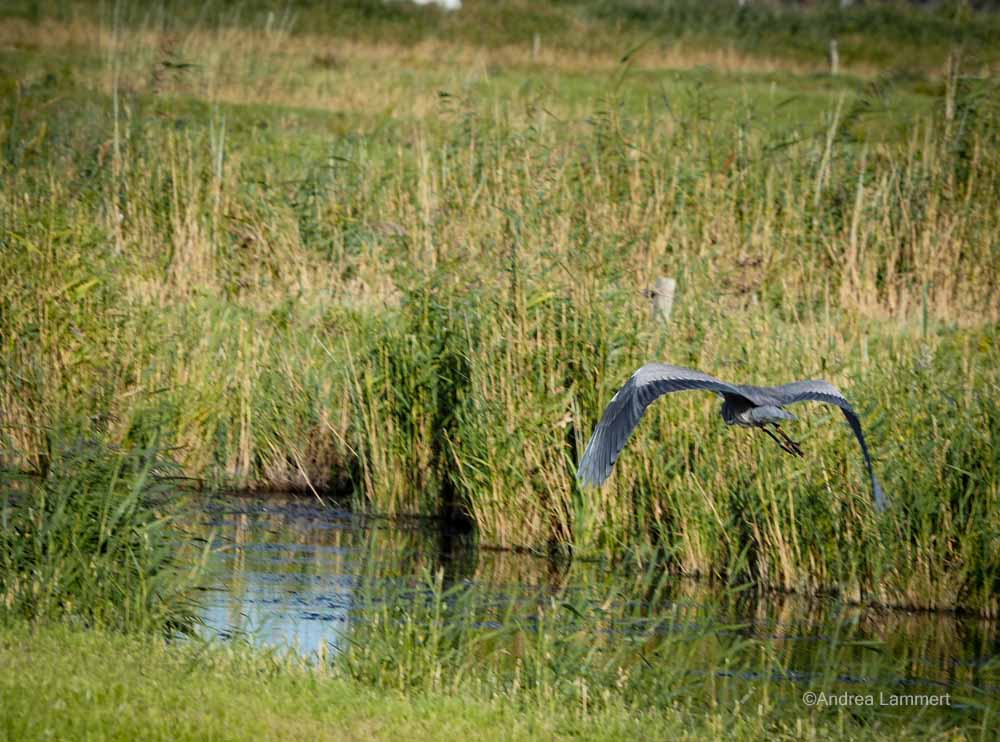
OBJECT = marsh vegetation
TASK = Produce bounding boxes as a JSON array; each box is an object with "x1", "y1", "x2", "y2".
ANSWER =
[{"x1": 1, "y1": 0, "x2": 999, "y2": 737}]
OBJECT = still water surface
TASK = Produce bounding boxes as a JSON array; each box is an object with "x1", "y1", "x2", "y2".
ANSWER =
[{"x1": 190, "y1": 494, "x2": 1000, "y2": 711}]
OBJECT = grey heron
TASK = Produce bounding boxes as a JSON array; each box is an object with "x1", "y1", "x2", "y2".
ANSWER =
[{"x1": 576, "y1": 363, "x2": 887, "y2": 511}]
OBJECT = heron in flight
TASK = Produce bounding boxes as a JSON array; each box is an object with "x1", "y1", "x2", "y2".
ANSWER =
[{"x1": 576, "y1": 363, "x2": 887, "y2": 511}]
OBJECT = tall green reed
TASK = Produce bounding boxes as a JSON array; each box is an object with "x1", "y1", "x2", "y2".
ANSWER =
[
  {"x1": 1, "y1": 12, "x2": 998, "y2": 611},
  {"x1": 0, "y1": 432, "x2": 206, "y2": 633},
  {"x1": 336, "y1": 558, "x2": 998, "y2": 735}
]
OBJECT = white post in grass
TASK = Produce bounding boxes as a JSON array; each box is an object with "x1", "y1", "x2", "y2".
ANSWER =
[
  {"x1": 829, "y1": 39, "x2": 840, "y2": 76},
  {"x1": 945, "y1": 49, "x2": 961, "y2": 126},
  {"x1": 648, "y1": 277, "x2": 676, "y2": 322},
  {"x1": 533, "y1": 33, "x2": 541, "y2": 61}
]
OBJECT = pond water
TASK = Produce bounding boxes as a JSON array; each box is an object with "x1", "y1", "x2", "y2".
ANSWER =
[{"x1": 189, "y1": 494, "x2": 1000, "y2": 714}]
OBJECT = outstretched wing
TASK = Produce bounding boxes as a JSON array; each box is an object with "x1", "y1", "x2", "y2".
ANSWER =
[
  {"x1": 770, "y1": 381, "x2": 887, "y2": 511},
  {"x1": 577, "y1": 364, "x2": 744, "y2": 487}
]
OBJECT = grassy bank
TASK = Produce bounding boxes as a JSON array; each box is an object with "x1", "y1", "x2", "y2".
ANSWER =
[
  {"x1": 1, "y1": 2, "x2": 999, "y2": 612},
  {"x1": 3, "y1": 480, "x2": 997, "y2": 739},
  {"x1": 1, "y1": 616, "x2": 993, "y2": 741},
  {"x1": 5, "y1": 469, "x2": 994, "y2": 741}
]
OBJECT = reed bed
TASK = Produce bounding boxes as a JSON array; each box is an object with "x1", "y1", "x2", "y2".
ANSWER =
[
  {"x1": 1, "y1": 4, "x2": 998, "y2": 613},
  {"x1": 0, "y1": 436, "x2": 205, "y2": 633},
  {"x1": 335, "y1": 564, "x2": 998, "y2": 736}
]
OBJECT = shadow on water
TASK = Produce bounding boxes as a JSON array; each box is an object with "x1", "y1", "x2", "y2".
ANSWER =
[{"x1": 184, "y1": 493, "x2": 1000, "y2": 714}]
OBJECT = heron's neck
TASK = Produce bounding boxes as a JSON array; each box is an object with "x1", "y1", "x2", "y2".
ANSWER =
[{"x1": 720, "y1": 396, "x2": 751, "y2": 425}]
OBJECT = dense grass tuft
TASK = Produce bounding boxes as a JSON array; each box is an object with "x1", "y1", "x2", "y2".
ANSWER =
[{"x1": 0, "y1": 434, "x2": 205, "y2": 633}]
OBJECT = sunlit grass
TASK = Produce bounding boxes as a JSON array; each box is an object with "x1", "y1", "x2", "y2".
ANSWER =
[
  {"x1": 0, "y1": 436, "x2": 205, "y2": 633},
  {"x1": 0, "y1": 2, "x2": 998, "y2": 614},
  {"x1": 6, "y1": 546, "x2": 999, "y2": 741},
  {"x1": 337, "y1": 564, "x2": 999, "y2": 733},
  {"x1": 0, "y1": 578, "x2": 995, "y2": 739}
]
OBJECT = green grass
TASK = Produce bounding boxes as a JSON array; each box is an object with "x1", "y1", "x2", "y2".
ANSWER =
[
  {"x1": 1, "y1": 616, "x2": 994, "y2": 741},
  {"x1": 0, "y1": 436, "x2": 206, "y2": 633},
  {"x1": 1, "y1": 2, "x2": 999, "y2": 614},
  {"x1": 4, "y1": 0, "x2": 999, "y2": 74},
  {"x1": 338, "y1": 562, "x2": 1000, "y2": 717},
  {"x1": 2, "y1": 6, "x2": 998, "y2": 738}
]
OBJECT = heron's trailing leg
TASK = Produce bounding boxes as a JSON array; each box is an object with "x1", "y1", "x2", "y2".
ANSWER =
[
  {"x1": 774, "y1": 425, "x2": 804, "y2": 457},
  {"x1": 760, "y1": 425, "x2": 804, "y2": 457},
  {"x1": 760, "y1": 426, "x2": 793, "y2": 454}
]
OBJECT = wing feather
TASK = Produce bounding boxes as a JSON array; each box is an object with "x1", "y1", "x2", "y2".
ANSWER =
[
  {"x1": 576, "y1": 364, "x2": 743, "y2": 487},
  {"x1": 771, "y1": 380, "x2": 887, "y2": 511}
]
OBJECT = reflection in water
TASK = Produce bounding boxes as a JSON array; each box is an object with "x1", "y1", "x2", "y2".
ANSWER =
[
  {"x1": 190, "y1": 495, "x2": 574, "y2": 653},
  {"x1": 185, "y1": 494, "x2": 1000, "y2": 705}
]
